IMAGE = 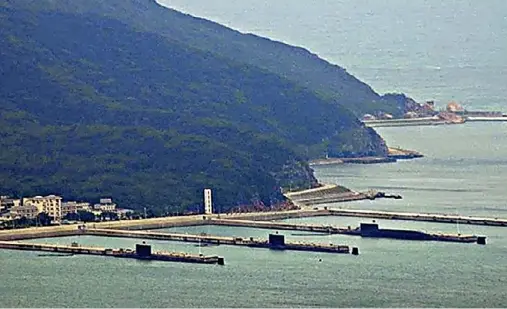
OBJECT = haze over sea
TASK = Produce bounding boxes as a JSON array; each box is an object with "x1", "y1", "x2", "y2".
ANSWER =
[
  {"x1": 159, "y1": 0, "x2": 507, "y2": 111},
  {"x1": 1, "y1": 1, "x2": 506, "y2": 308}
]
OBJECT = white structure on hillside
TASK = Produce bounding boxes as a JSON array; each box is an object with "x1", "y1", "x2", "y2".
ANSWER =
[
  {"x1": 204, "y1": 189, "x2": 213, "y2": 214},
  {"x1": 23, "y1": 195, "x2": 62, "y2": 221}
]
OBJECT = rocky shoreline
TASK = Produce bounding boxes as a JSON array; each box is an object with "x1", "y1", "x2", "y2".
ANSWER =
[{"x1": 308, "y1": 147, "x2": 423, "y2": 167}]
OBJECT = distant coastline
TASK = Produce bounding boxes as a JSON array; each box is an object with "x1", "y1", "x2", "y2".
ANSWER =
[
  {"x1": 309, "y1": 147, "x2": 423, "y2": 167},
  {"x1": 363, "y1": 115, "x2": 507, "y2": 128},
  {"x1": 362, "y1": 101, "x2": 507, "y2": 128}
]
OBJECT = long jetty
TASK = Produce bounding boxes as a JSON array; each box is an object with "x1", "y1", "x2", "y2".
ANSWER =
[
  {"x1": 83, "y1": 228, "x2": 353, "y2": 254},
  {"x1": 211, "y1": 218, "x2": 358, "y2": 235},
  {"x1": 326, "y1": 209, "x2": 507, "y2": 227},
  {"x1": 209, "y1": 219, "x2": 485, "y2": 244},
  {"x1": 227, "y1": 208, "x2": 507, "y2": 227},
  {"x1": 0, "y1": 240, "x2": 224, "y2": 264}
]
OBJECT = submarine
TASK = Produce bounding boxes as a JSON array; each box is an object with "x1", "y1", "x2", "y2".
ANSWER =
[{"x1": 359, "y1": 222, "x2": 484, "y2": 244}]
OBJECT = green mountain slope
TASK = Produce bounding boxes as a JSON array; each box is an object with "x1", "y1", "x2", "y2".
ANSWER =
[
  {"x1": 0, "y1": 1, "x2": 387, "y2": 213},
  {"x1": 9, "y1": 0, "x2": 406, "y2": 117}
]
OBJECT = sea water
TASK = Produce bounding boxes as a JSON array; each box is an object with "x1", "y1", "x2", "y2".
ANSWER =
[{"x1": 158, "y1": 0, "x2": 507, "y2": 110}]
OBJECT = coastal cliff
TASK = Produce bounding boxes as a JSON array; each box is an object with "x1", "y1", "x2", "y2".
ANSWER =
[{"x1": 0, "y1": 0, "x2": 391, "y2": 214}]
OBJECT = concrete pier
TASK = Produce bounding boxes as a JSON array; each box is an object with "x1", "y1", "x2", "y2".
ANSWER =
[
  {"x1": 327, "y1": 209, "x2": 507, "y2": 227},
  {"x1": 210, "y1": 218, "x2": 359, "y2": 235},
  {"x1": 222, "y1": 208, "x2": 507, "y2": 227},
  {"x1": 227, "y1": 209, "x2": 331, "y2": 221},
  {"x1": 82, "y1": 228, "x2": 352, "y2": 254},
  {"x1": 209, "y1": 219, "x2": 483, "y2": 244},
  {"x1": 0, "y1": 240, "x2": 223, "y2": 264}
]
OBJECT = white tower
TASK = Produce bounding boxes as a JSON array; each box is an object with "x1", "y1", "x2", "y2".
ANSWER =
[{"x1": 204, "y1": 189, "x2": 213, "y2": 214}]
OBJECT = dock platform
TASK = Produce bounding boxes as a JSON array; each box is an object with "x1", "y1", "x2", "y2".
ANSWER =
[
  {"x1": 327, "y1": 209, "x2": 507, "y2": 227},
  {"x1": 83, "y1": 228, "x2": 353, "y2": 254},
  {"x1": 0, "y1": 241, "x2": 224, "y2": 264},
  {"x1": 226, "y1": 208, "x2": 507, "y2": 227},
  {"x1": 209, "y1": 219, "x2": 485, "y2": 244}
]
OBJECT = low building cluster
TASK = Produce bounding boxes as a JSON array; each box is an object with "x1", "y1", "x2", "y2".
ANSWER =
[{"x1": 0, "y1": 194, "x2": 132, "y2": 224}]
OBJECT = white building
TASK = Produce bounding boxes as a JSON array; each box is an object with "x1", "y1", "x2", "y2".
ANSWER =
[
  {"x1": 93, "y1": 198, "x2": 116, "y2": 212},
  {"x1": 0, "y1": 196, "x2": 20, "y2": 212},
  {"x1": 10, "y1": 204, "x2": 39, "y2": 220},
  {"x1": 62, "y1": 201, "x2": 91, "y2": 216},
  {"x1": 204, "y1": 189, "x2": 213, "y2": 214},
  {"x1": 23, "y1": 195, "x2": 62, "y2": 221}
]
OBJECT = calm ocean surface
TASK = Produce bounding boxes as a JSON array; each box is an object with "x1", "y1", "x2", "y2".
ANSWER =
[
  {"x1": 158, "y1": 0, "x2": 507, "y2": 111},
  {"x1": 1, "y1": 1, "x2": 506, "y2": 308}
]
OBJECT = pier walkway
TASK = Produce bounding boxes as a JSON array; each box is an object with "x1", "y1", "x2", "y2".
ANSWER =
[
  {"x1": 211, "y1": 218, "x2": 357, "y2": 235},
  {"x1": 209, "y1": 219, "x2": 483, "y2": 244},
  {"x1": 326, "y1": 209, "x2": 507, "y2": 226},
  {"x1": 0, "y1": 240, "x2": 223, "y2": 264},
  {"x1": 83, "y1": 228, "x2": 353, "y2": 254},
  {"x1": 224, "y1": 208, "x2": 507, "y2": 227}
]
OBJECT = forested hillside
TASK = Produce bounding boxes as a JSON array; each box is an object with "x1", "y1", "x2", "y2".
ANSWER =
[
  {"x1": 0, "y1": 0, "x2": 387, "y2": 213},
  {"x1": 9, "y1": 0, "x2": 408, "y2": 117}
]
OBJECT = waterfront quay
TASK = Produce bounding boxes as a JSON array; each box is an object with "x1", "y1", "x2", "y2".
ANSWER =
[
  {"x1": 0, "y1": 240, "x2": 224, "y2": 265},
  {"x1": 0, "y1": 214, "x2": 208, "y2": 241}
]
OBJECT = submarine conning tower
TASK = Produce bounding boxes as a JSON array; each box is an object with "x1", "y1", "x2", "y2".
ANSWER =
[
  {"x1": 359, "y1": 222, "x2": 380, "y2": 236},
  {"x1": 136, "y1": 242, "x2": 152, "y2": 257},
  {"x1": 268, "y1": 233, "x2": 286, "y2": 249},
  {"x1": 477, "y1": 236, "x2": 487, "y2": 245}
]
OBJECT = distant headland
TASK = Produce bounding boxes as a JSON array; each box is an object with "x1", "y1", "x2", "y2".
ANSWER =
[{"x1": 362, "y1": 100, "x2": 507, "y2": 128}]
